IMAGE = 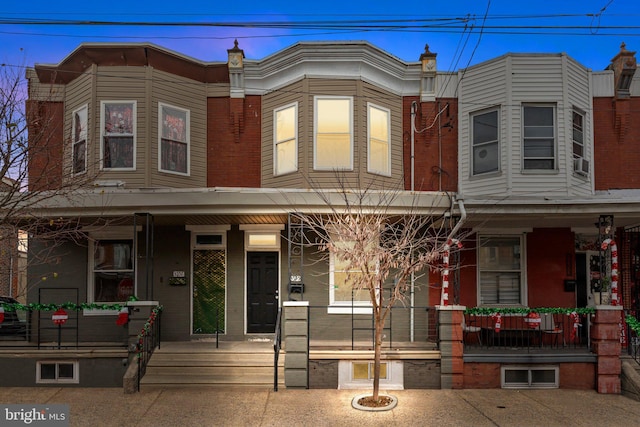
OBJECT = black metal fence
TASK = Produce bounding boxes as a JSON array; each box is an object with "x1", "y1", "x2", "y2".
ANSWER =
[
  {"x1": 136, "y1": 306, "x2": 162, "y2": 392},
  {"x1": 463, "y1": 312, "x2": 592, "y2": 351}
]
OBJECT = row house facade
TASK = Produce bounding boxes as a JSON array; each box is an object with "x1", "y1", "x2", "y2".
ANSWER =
[{"x1": 5, "y1": 39, "x2": 640, "y2": 390}]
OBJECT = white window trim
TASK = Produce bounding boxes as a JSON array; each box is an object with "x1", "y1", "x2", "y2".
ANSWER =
[
  {"x1": 313, "y1": 96, "x2": 354, "y2": 171},
  {"x1": 100, "y1": 100, "x2": 137, "y2": 171},
  {"x1": 158, "y1": 102, "x2": 190, "y2": 176},
  {"x1": 476, "y1": 233, "x2": 528, "y2": 307},
  {"x1": 86, "y1": 228, "x2": 137, "y2": 306},
  {"x1": 36, "y1": 360, "x2": 79, "y2": 384},
  {"x1": 338, "y1": 360, "x2": 403, "y2": 390},
  {"x1": 367, "y1": 102, "x2": 391, "y2": 176},
  {"x1": 470, "y1": 107, "x2": 500, "y2": 177},
  {"x1": 273, "y1": 102, "x2": 298, "y2": 176},
  {"x1": 522, "y1": 103, "x2": 557, "y2": 172},
  {"x1": 71, "y1": 104, "x2": 88, "y2": 176},
  {"x1": 240, "y1": 224, "x2": 284, "y2": 250},
  {"x1": 328, "y1": 249, "x2": 374, "y2": 315}
]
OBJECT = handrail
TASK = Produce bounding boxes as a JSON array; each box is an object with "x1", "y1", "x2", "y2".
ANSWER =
[
  {"x1": 136, "y1": 305, "x2": 163, "y2": 392},
  {"x1": 273, "y1": 307, "x2": 282, "y2": 392}
]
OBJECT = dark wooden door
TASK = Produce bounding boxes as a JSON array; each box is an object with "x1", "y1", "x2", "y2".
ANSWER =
[{"x1": 247, "y1": 252, "x2": 279, "y2": 333}]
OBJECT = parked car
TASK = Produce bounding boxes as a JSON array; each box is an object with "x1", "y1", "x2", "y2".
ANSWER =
[{"x1": 0, "y1": 296, "x2": 27, "y2": 338}]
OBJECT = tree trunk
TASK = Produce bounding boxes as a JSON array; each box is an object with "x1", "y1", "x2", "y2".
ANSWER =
[{"x1": 372, "y1": 305, "x2": 383, "y2": 400}]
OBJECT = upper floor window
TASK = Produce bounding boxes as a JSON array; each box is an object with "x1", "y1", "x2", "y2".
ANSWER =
[
  {"x1": 523, "y1": 105, "x2": 555, "y2": 170},
  {"x1": 101, "y1": 101, "x2": 136, "y2": 170},
  {"x1": 572, "y1": 110, "x2": 584, "y2": 159},
  {"x1": 478, "y1": 235, "x2": 525, "y2": 306},
  {"x1": 471, "y1": 108, "x2": 499, "y2": 175},
  {"x1": 72, "y1": 105, "x2": 88, "y2": 175},
  {"x1": 314, "y1": 96, "x2": 353, "y2": 170},
  {"x1": 274, "y1": 103, "x2": 298, "y2": 175},
  {"x1": 367, "y1": 103, "x2": 391, "y2": 176},
  {"x1": 159, "y1": 103, "x2": 189, "y2": 175}
]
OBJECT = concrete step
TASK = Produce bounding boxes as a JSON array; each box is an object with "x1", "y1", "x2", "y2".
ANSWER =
[{"x1": 140, "y1": 346, "x2": 285, "y2": 388}]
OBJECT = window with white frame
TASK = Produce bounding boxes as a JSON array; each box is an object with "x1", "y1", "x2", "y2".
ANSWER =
[
  {"x1": 314, "y1": 96, "x2": 353, "y2": 170},
  {"x1": 274, "y1": 103, "x2": 298, "y2": 175},
  {"x1": 471, "y1": 108, "x2": 499, "y2": 175},
  {"x1": 329, "y1": 240, "x2": 373, "y2": 312},
  {"x1": 37, "y1": 361, "x2": 79, "y2": 384},
  {"x1": 478, "y1": 235, "x2": 524, "y2": 305},
  {"x1": 159, "y1": 103, "x2": 189, "y2": 175},
  {"x1": 367, "y1": 103, "x2": 391, "y2": 176},
  {"x1": 101, "y1": 101, "x2": 136, "y2": 169},
  {"x1": 72, "y1": 105, "x2": 88, "y2": 175},
  {"x1": 572, "y1": 110, "x2": 585, "y2": 159},
  {"x1": 90, "y1": 238, "x2": 135, "y2": 303},
  {"x1": 523, "y1": 105, "x2": 555, "y2": 170}
]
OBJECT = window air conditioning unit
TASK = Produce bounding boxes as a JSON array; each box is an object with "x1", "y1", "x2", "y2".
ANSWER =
[{"x1": 573, "y1": 158, "x2": 589, "y2": 176}]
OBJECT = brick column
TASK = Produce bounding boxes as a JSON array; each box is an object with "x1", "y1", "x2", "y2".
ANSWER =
[
  {"x1": 438, "y1": 305, "x2": 465, "y2": 389},
  {"x1": 283, "y1": 301, "x2": 309, "y2": 389},
  {"x1": 593, "y1": 305, "x2": 623, "y2": 394}
]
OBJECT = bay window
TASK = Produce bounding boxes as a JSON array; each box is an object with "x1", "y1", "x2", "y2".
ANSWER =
[
  {"x1": 101, "y1": 101, "x2": 136, "y2": 169},
  {"x1": 523, "y1": 105, "x2": 555, "y2": 170},
  {"x1": 314, "y1": 96, "x2": 353, "y2": 170},
  {"x1": 471, "y1": 108, "x2": 499, "y2": 175},
  {"x1": 72, "y1": 105, "x2": 87, "y2": 175},
  {"x1": 159, "y1": 103, "x2": 189, "y2": 175},
  {"x1": 367, "y1": 103, "x2": 390, "y2": 176},
  {"x1": 274, "y1": 103, "x2": 298, "y2": 175}
]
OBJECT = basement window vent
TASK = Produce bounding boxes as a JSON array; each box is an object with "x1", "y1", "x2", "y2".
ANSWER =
[
  {"x1": 36, "y1": 360, "x2": 79, "y2": 384},
  {"x1": 501, "y1": 365, "x2": 558, "y2": 389}
]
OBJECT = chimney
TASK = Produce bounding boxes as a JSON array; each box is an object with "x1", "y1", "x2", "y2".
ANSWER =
[
  {"x1": 420, "y1": 44, "x2": 437, "y2": 102},
  {"x1": 227, "y1": 39, "x2": 245, "y2": 99},
  {"x1": 608, "y1": 42, "x2": 637, "y2": 98}
]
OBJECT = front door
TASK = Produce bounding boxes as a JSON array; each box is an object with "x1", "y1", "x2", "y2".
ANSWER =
[
  {"x1": 192, "y1": 249, "x2": 226, "y2": 334},
  {"x1": 247, "y1": 251, "x2": 279, "y2": 333}
]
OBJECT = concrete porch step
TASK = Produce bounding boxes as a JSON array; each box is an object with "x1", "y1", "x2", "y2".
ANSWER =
[{"x1": 140, "y1": 342, "x2": 285, "y2": 388}]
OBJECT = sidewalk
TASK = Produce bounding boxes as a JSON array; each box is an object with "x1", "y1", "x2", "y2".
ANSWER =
[{"x1": 1, "y1": 387, "x2": 639, "y2": 426}]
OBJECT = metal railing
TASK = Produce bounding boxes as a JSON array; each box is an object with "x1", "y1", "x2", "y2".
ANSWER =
[
  {"x1": 273, "y1": 307, "x2": 283, "y2": 391},
  {"x1": 136, "y1": 306, "x2": 162, "y2": 392},
  {"x1": 307, "y1": 305, "x2": 438, "y2": 349},
  {"x1": 625, "y1": 310, "x2": 640, "y2": 365},
  {"x1": 463, "y1": 311, "x2": 591, "y2": 352}
]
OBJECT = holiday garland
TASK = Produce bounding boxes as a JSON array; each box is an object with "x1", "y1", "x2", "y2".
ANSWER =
[
  {"x1": 465, "y1": 306, "x2": 596, "y2": 316},
  {"x1": 136, "y1": 306, "x2": 163, "y2": 360},
  {"x1": 627, "y1": 315, "x2": 640, "y2": 336},
  {"x1": 0, "y1": 296, "x2": 140, "y2": 312}
]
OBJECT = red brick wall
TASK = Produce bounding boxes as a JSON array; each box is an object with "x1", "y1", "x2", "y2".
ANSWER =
[
  {"x1": 26, "y1": 101, "x2": 64, "y2": 191},
  {"x1": 403, "y1": 97, "x2": 458, "y2": 192},
  {"x1": 593, "y1": 97, "x2": 640, "y2": 190},
  {"x1": 207, "y1": 96, "x2": 261, "y2": 187},
  {"x1": 463, "y1": 362, "x2": 595, "y2": 389}
]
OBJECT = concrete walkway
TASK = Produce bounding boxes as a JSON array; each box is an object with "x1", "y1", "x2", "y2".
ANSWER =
[{"x1": 1, "y1": 387, "x2": 640, "y2": 426}]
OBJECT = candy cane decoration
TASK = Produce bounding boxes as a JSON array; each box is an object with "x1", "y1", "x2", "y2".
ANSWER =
[
  {"x1": 601, "y1": 238, "x2": 618, "y2": 306},
  {"x1": 491, "y1": 312, "x2": 502, "y2": 333},
  {"x1": 440, "y1": 238, "x2": 462, "y2": 306},
  {"x1": 570, "y1": 311, "x2": 580, "y2": 342}
]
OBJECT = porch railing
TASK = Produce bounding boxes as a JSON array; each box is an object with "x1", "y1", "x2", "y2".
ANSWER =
[
  {"x1": 307, "y1": 305, "x2": 438, "y2": 349},
  {"x1": 463, "y1": 309, "x2": 593, "y2": 352},
  {"x1": 136, "y1": 306, "x2": 163, "y2": 392},
  {"x1": 273, "y1": 307, "x2": 283, "y2": 392}
]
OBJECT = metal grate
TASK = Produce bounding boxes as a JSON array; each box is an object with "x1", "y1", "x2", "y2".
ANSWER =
[{"x1": 192, "y1": 249, "x2": 225, "y2": 334}]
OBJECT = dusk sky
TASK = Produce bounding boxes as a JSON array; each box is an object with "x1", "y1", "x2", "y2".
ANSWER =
[{"x1": 1, "y1": 0, "x2": 639, "y2": 73}]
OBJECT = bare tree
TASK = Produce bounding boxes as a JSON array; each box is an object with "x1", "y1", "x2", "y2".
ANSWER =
[
  {"x1": 294, "y1": 175, "x2": 465, "y2": 402},
  {"x1": 0, "y1": 60, "x2": 111, "y2": 299}
]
